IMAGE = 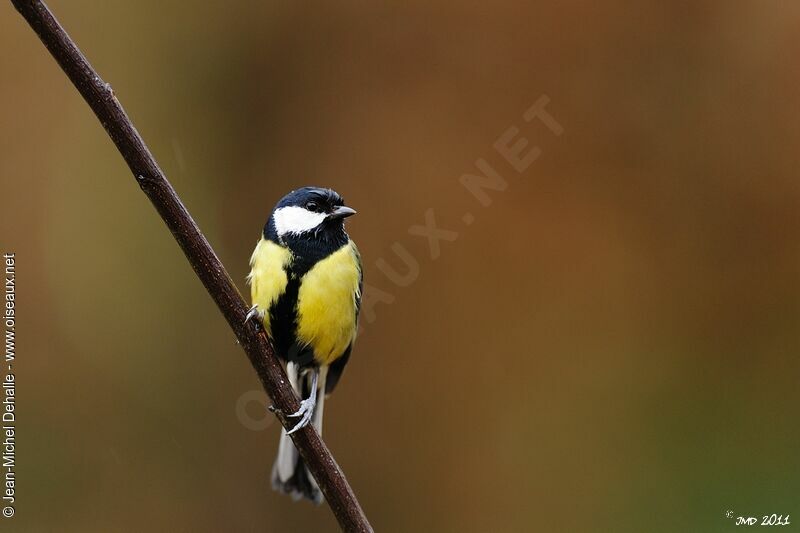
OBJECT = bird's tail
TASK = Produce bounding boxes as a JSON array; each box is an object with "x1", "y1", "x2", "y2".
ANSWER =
[{"x1": 271, "y1": 363, "x2": 326, "y2": 504}]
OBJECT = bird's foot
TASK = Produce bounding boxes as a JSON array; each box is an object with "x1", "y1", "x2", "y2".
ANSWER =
[
  {"x1": 286, "y1": 396, "x2": 316, "y2": 435},
  {"x1": 244, "y1": 305, "x2": 261, "y2": 326}
]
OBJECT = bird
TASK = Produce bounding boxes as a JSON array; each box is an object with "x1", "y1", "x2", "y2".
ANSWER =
[{"x1": 246, "y1": 187, "x2": 362, "y2": 503}]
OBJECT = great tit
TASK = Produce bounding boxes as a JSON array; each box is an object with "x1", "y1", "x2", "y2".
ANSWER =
[{"x1": 246, "y1": 187, "x2": 362, "y2": 503}]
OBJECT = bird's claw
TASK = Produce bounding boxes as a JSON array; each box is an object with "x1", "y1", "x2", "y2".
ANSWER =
[
  {"x1": 286, "y1": 397, "x2": 316, "y2": 435},
  {"x1": 245, "y1": 305, "x2": 261, "y2": 326}
]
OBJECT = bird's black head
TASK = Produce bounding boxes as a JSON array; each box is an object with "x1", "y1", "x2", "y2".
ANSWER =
[{"x1": 265, "y1": 187, "x2": 356, "y2": 265}]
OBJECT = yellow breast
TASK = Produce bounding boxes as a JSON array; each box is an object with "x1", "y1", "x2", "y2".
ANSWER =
[
  {"x1": 296, "y1": 242, "x2": 361, "y2": 365},
  {"x1": 247, "y1": 238, "x2": 292, "y2": 335}
]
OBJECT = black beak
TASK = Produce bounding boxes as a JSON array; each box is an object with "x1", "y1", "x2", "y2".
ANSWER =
[{"x1": 328, "y1": 206, "x2": 357, "y2": 220}]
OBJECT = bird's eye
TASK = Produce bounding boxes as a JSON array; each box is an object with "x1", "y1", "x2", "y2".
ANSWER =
[{"x1": 306, "y1": 201, "x2": 319, "y2": 212}]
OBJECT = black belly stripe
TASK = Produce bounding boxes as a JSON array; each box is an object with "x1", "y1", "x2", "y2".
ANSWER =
[
  {"x1": 265, "y1": 229, "x2": 353, "y2": 368},
  {"x1": 269, "y1": 271, "x2": 316, "y2": 367}
]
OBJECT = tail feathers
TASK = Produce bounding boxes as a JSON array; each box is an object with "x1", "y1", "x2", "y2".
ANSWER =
[
  {"x1": 271, "y1": 429, "x2": 322, "y2": 503},
  {"x1": 271, "y1": 364, "x2": 327, "y2": 504}
]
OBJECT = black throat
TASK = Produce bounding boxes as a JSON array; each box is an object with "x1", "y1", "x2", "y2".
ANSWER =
[{"x1": 264, "y1": 218, "x2": 349, "y2": 277}]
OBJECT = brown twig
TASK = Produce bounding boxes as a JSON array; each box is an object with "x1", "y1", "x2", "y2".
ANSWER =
[{"x1": 10, "y1": 1, "x2": 372, "y2": 531}]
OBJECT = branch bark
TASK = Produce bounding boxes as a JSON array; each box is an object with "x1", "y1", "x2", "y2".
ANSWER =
[{"x1": 10, "y1": 1, "x2": 373, "y2": 531}]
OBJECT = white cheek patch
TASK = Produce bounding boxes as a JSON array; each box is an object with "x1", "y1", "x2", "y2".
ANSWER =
[{"x1": 273, "y1": 206, "x2": 327, "y2": 236}]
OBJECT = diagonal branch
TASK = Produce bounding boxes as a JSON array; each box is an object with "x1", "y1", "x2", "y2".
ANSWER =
[{"x1": 10, "y1": 1, "x2": 373, "y2": 531}]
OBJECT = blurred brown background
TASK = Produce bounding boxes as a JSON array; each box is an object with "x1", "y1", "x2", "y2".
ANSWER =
[{"x1": 2, "y1": 1, "x2": 800, "y2": 531}]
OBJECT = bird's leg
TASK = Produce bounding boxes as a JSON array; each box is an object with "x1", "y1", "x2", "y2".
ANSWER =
[
  {"x1": 244, "y1": 304, "x2": 261, "y2": 326},
  {"x1": 286, "y1": 368, "x2": 318, "y2": 435}
]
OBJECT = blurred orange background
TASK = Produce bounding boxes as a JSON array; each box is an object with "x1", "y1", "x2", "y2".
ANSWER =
[{"x1": 2, "y1": 1, "x2": 799, "y2": 531}]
